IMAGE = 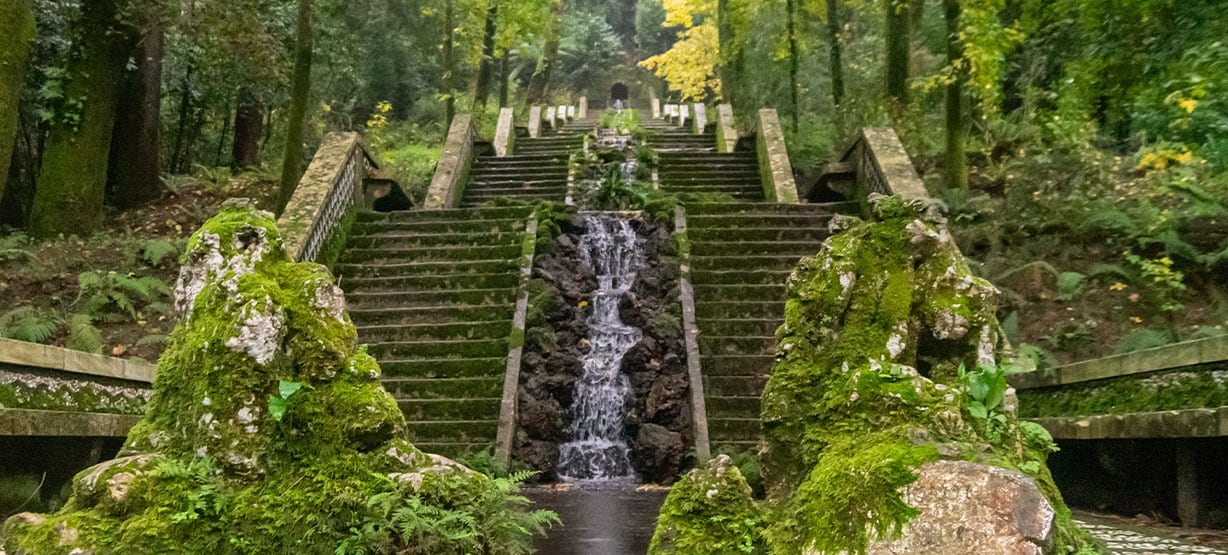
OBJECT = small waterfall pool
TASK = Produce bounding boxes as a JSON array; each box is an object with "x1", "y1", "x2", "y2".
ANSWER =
[{"x1": 557, "y1": 213, "x2": 643, "y2": 482}]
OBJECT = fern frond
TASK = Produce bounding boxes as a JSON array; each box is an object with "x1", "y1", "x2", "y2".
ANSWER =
[
  {"x1": 0, "y1": 306, "x2": 64, "y2": 343},
  {"x1": 66, "y1": 314, "x2": 105, "y2": 354}
]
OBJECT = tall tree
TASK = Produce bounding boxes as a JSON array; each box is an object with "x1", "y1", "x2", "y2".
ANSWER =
[
  {"x1": 498, "y1": 51, "x2": 511, "y2": 107},
  {"x1": 472, "y1": 0, "x2": 499, "y2": 112},
  {"x1": 785, "y1": 0, "x2": 801, "y2": 131},
  {"x1": 232, "y1": 88, "x2": 264, "y2": 169},
  {"x1": 29, "y1": 0, "x2": 140, "y2": 236},
  {"x1": 109, "y1": 14, "x2": 165, "y2": 209},
  {"x1": 278, "y1": 0, "x2": 315, "y2": 214},
  {"x1": 886, "y1": 0, "x2": 911, "y2": 104},
  {"x1": 825, "y1": 0, "x2": 845, "y2": 108},
  {"x1": 0, "y1": 0, "x2": 35, "y2": 208},
  {"x1": 526, "y1": 0, "x2": 564, "y2": 104},
  {"x1": 443, "y1": 0, "x2": 456, "y2": 130},
  {"x1": 943, "y1": 0, "x2": 967, "y2": 190}
]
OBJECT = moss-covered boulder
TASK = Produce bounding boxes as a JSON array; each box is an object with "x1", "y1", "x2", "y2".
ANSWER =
[
  {"x1": 756, "y1": 195, "x2": 1098, "y2": 554},
  {"x1": 649, "y1": 455, "x2": 764, "y2": 555},
  {"x1": 1, "y1": 203, "x2": 552, "y2": 554}
]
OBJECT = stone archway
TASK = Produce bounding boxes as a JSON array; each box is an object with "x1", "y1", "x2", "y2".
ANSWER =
[{"x1": 610, "y1": 82, "x2": 630, "y2": 103}]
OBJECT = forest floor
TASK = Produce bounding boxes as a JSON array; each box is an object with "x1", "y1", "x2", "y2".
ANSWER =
[{"x1": 0, "y1": 175, "x2": 278, "y2": 362}]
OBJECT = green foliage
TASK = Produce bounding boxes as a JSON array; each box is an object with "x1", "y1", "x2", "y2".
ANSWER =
[
  {"x1": 0, "y1": 231, "x2": 33, "y2": 263},
  {"x1": 1113, "y1": 328, "x2": 1172, "y2": 355},
  {"x1": 193, "y1": 165, "x2": 232, "y2": 194},
  {"x1": 958, "y1": 362, "x2": 1010, "y2": 442},
  {"x1": 650, "y1": 457, "x2": 765, "y2": 555},
  {"x1": 76, "y1": 271, "x2": 171, "y2": 323},
  {"x1": 267, "y1": 380, "x2": 307, "y2": 423},
  {"x1": 140, "y1": 238, "x2": 184, "y2": 267},
  {"x1": 0, "y1": 306, "x2": 63, "y2": 344},
  {"x1": 64, "y1": 313, "x2": 104, "y2": 354}
]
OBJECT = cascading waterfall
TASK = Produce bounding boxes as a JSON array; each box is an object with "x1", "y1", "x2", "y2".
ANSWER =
[{"x1": 557, "y1": 214, "x2": 642, "y2": 481}]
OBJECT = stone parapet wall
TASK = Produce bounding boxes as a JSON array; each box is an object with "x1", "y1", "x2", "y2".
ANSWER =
[
  {"x1": 756, "y1": 109, "x2": 799, "y2": 203},
  {"x1": 715, "y1": 104, "x2": 737, "y2": 153},
  {"x1": 424, "y1": 114, "x2": 476, "y2": 209},
  {"x1": 277, "y1": 132, "x2": 372, "y2": 262}
]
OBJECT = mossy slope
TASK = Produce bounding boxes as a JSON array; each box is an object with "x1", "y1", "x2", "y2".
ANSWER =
[{"x1": 2, "y1": 203, "x2": 550, "y2": 554}]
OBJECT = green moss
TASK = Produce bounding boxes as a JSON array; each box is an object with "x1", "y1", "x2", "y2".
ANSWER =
[
  {"x1": 1018, "y1": 363, "x2": 1228, "y2": 418},
  {"x1": 315, "y1": 204, "x2": 360, "y2": 271},
  {"x1": 649, "y1": 455, "x2": 766, "y2": 555},
  {"x1": 0, "y1": 372, "x2": 148, "y2": 414},
  {"x1": 0, "y1": 0, "x2": 34, "y2": 199},
  {"x1": 3, "y1": 206, "x2": 552, "y2": 554}
]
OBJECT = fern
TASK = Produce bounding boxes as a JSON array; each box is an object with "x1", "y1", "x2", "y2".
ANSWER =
[
  {"x1": 76, "y1": 271, "x2": 171, "y2": 322},
  {"x1": 1055, "y1": 271, "x2": 1086, "y2": 301},
  {"x1": 141, "y1": 238, "x2": 183, "y2": 267},
  {"x1": 65, "y1": 314, "x2": 105, "y2": 354},
  {"x1": 0, "y1": 231, "x2": 33, "y2": 263},
  {"x1": 0, "y1": 306, "x2": 64, "y2": 343},
  {"x1": 1114, "y1": 328, "x2": 1172, "y2": 354}
]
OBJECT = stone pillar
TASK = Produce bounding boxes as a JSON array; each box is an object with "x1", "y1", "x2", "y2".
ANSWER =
[
  {"x1": 545, "y1": 106, "x2": 557, "y2": 129},
  {"x1": 567, "y1": 105, "x2": 576, "y2": 119},
  {"x1": 528, "y1": 106, "x2": 543, "y2": 138},
  {"x1": 578, "y1": 97, "x2": 588, "y2": 119},
  {"x1": 1177, "y1": 441, "x2": 1207, "y2": 527},
  {"x1": 424, "y1": 114, "x2": 476, "y2": 209},
  {"x1": 692, "y1": 103, "x2": 707, "y2": 135},
  {"x1": 556, "y1": 105, "x2": 568, "y2": 122},
  {"x1": 494, "y1": 107, "x2": 515, "y2": 157},
  {"x1": 756, "y1": 109, "x2": 799, "y2": 204},
  {"x1": 652, "y1": 98, "x2": 662, "y2": 119},
  {"x1": 716, "y1": 104, "x2": 737, "y2": 153},
  {"x1": 679, "y1": 104, "x2": 690, "y2": 129}
]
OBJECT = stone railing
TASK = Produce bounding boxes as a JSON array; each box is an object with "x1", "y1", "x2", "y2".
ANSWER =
[
  {"x1": 528, "y1": 106, "x2": 543, "y2": 138},
  {"x1": 424, "y1": 114, "x2": 477, "y2": 210},
  {"x1": 494, "y1": 216, "x2": 541, "y2": 464},
  {"x1": 756, "y1": 109, "x2": 799, "y2": 203},
  {"x1": 277, "y1": 132, "x2": 377, "y2": 262},
  {"x1": 691, "y1": 103, "x2": 707, "y2": 134},
  {"x1": 715, "y1": 104, "x2": 737, "y2": 153},
  {"x1": 494, "y1": 107, "x2": 515, "y2": 157},
  {"x1": 0, "y1": 338, "x2": 154, "y2": 437},
  {"x1": 673, "y1": 206, "x2": 713, "y2": 461},
  {"x1": 837, "y1": 127, "x2": 929, "y2": 210}
]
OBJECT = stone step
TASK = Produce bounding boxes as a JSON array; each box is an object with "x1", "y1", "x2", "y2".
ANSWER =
[
  {"x1": 341, "y1": 272, "x2": 519, "y2": 292},
  {"x1": 398, "y1": 398, "x2": 502, "y2": 421},
  {"x1": 367, "y1": 338, "x2": 509, "y2": 359},
  {"x1": 358, "y1": 320, "x2": 512, "y2": 342},
  {"x1": 706, "y1": 418, "x2": 761, "y2": 441},
  {"x1": 694, "y1": 301, "x2": 782, "y2": 320},
  {"x1": 349, "y1": 288, "x2": 517, "y2": 308},
  {"x1": 684, "y1": 202, "x2": 855, "y2": 216},
  {"x1": 379, "y1": 357, "x2": 508, "y2": 379},
  {"x1": 336, "y1": 259, "x2": 519, "y2": 279},
  {"x1": 703, "y1": 375, "x2": 769, "y2": 397},
  {"x1": 691, "y1": 241, "x2": 822, "y2": 257},
  {"x1": 697, "y1": 335, "x2": 777, "y2": 356},
  {"x1": 691, "y1": 254, "x2": 804, "y2": 272},
  {"x1": 340, "y1": 244, "x2": 523, "y2": 264},
  {"x1": 345, "y1": 231, "x2": 521, "y2": 250},
  {"x1": 659, "y1": 160, "x2": 759, "y2": 169},
  {"x1": 698, "y1": 355, "x2": 774, "y2": 376},
  {"x1": 689, "y1": 227, "x2": 831, "y2": 243},
  {"x1": 707, "y1": 440, "x2": 759, "y2": 453},
  {"x1": 384, "y1": 377, "x2": 505, "y2": 400},
  {"x1": 660, "y1": 173, "x2": 763, "y2": 182},
  {"x1": 405, "y1": 420, "x2": 498, "y2": 443},
  {"x1": 349, "y1": 304, "x2": 517, "y2": 325},
  {"x1": 469, "y1": 170, "x2": 569, "y2": 180},
  {"x1": 352, "y1": 218, "x2": 527, "y2": 236},
  {"x1": 687, "y1": 213, "x2": 838, "y2": 229},
  {"x1": 689, "y1": 269, "x2": 793, "y2": 286},
  {"x1": 699, "y1": 318, "x2": 782, "y2": 337},
  {"x1": 706, "y1": 396, "x2": 761, "y2": 417},
  {"x1": 661, "y1": 181, "x2": 763, "y2": 191},
  {"x1": 476, "y1": 153, "x2": 570, "y2": 163},
  {"x1": 464, "y1": 185, "x2": 568, "y2": 196},
  {"x1": 378, "y1": 206, "x2": 534, "y2": 222},
  {"x1": 692, "y1": 284, "x2": 786, "y2": 302},
  {"x1": 410, "y1": 442, "x2": 491, "y2": 459}
]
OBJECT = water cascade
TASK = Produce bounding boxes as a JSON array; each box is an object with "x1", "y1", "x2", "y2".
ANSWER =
[{"x1": 557, "y1": 214, "x2": 643, "y2": 481}]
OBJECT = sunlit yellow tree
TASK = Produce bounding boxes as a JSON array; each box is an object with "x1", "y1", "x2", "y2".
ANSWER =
[{"x1": 639, "y1": 0, "x2": 722, "y2": 101}]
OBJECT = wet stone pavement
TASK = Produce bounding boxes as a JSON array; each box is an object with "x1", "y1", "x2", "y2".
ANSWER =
[{"x1": 1077, "y1": 513, "x2": 1228, "y2": 555}]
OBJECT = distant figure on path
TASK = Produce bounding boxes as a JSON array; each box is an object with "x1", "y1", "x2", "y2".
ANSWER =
[{"x1": 615, "y1": 99, "x2": 623, "y2": 113}]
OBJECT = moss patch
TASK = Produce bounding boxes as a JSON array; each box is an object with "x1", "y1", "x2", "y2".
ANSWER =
[
  {"x1": 1019, "y1": 362, "x2": 1228, "y2": 418},
  {"x1": 649, "y1": 455, "x2": 765, "y2": 554}
]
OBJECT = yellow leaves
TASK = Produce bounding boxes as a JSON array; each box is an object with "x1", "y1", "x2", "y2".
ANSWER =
[
  {"x1": 1131, "y1": 316, "x2": 1144, "y2": 324},
  {"x1": 579, "y1": 300, "x2": 589, "y2": 308},
  {"x1": 661, "y1": 0, "x2": 715, "y2": 28},
  {"x1": 1178, "y1": 98, "x2": 1199, "y2": 113},
  {"x1": 639, "y1": 22, "x2": 721, "y2": 101},
  {"x1": 321, "y1": 102, "x2": 332, "y2": 113},
  {"x1": 1109, "y1": 282, "x2": 1127, "y2": 292},
  {"x1": 1136, "y1": 146, "x2": 1198, "y2": 172}
]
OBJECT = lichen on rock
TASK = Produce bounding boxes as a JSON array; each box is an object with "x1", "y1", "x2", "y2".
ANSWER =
[
  {"x1": 2, "y1": 204, "x2": 553, "y2": 554},
  {"x1": 755, "y1": 194, "x2": 1099, "y2": 554}
]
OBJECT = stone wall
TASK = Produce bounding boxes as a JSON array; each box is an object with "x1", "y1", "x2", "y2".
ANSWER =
[
  {"x1": 424, "y1": 114, "x2": 476, "y2": 209},
  {"x1": 756, "y1": 109, "x2": 799, "y2": 203},
  {"x1": 276, "y1": 132, "x2": 368, "y2": 261}
]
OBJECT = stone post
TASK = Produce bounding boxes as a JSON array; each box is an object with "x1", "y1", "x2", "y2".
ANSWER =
[
  {"x1": 567, "y1": 105, "x2": 576, "y2": 119},
  {"x1": 494, "y1": 107, "x2": 515, "y2": 157},
  {"x1": 756, "y1": 109, "x2": 799, "y2": 203},
  {"x1": 692, "y1": 103, "x2": 707, "y2": 135},
  {"x1": 545, "y1": 106, "x2": 557, "y2": 130},
  {"x1": 857, "y1": 128, "x2": 930, "y2": 206},
  {"x1": 679, "y1": 104, "x2": 690, "y2": 129},
  {"x1": 528, "y1": 106, "x2": 543, "y2": 138},
  {"x1": 578, "y1": 97, "x2": 588, "y2": 119},
  {"x1": 424, "y1": 114, "x2": 475, "y2": 209},
  {"x1": 716, "y1": 104, "x2": 737, "y2": 153},
  {"x1": 652, "y1": 98, "x2": 662, "y2": 119}
]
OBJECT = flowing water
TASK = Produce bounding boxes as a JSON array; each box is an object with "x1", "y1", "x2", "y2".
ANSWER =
[{"x1": 557, "y1": 214, "x2": 642, "y2": 481}]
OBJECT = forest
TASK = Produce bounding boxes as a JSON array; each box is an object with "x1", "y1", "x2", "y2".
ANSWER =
[{"x1": 0, "y1": 0, "x2": 1226, "y2": 398}]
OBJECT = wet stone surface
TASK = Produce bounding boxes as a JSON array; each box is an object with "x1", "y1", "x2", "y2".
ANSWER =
[
  {"x1": 525, "y1": 483, "x2": 668, "y2": 555},
  {"x1": 1078, "y1": 517, "x2": 1228, "y2": 554}
]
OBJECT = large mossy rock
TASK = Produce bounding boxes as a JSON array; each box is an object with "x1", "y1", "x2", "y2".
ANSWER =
[
  {"x1": 755, "y1": 195, "x2": 1098, "y2": 554},
  {"x1": 649, "y1": 455, "x2": 764, "y2": 555},
  {"x1": 1, "y1": 204, "x2": 545, "y2": 554}
]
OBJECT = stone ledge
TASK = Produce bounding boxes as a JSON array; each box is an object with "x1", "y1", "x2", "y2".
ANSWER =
[
  {"x1": 715, "y1": 104, "x2": 737, "y2": 153},
  {"x1": 756, "y1": 109, "x2": 799, "y2": 204},
  {"x1": 1010, "y1": 335, "x2": 1228, "y2": 390},
  {"x1": 424, "y1": 114, "x2": 476, "y2": 209},
  {"x1": 0, "y1": 338, "x2": 154, "y2": 383},
  {"x1": 0, "y1": 408, "x2": 139, "y2": 437},
  {"x1": 1028, "y1": 406, "x2": 1228, "y2": 439}
]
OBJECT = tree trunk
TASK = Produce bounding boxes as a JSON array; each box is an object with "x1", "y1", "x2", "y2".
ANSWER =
[
  {"x1": 277, "y1": 0, "x2": 315, "y2": 215},
  {"x1": 498, "y1": 51, "x2": 511, "y2": 107},
  {"x1": 526, "y1": 0, "x2": 563, "y2": 104},
  {"x1": 886, "y1": 0, "x2": 911, "y2": 104},
  {"x1": 785, "y1": 0, "x2": 801, "y2": 132},
  {"x1": 29, "y1": 0, "x2": 138, "y2": 237},
  {"x1": 0, "y1": 0, "x2": 35, "y2": 209},
  {"x1": 108, "y1": 15, "x2": 164, "y2": 210},
  {"x1": 943, "y1": 0, "x2": 968, "y2": 190},
  {"x1": 232, "y1": 88, "x2": 264, "y2": 169},
  {"x1": 443, "y1": 0, "x2": 455, "y2": 133},
  {"x1": 826, "y1": 0, "x2": 845, "y2": 108},
  {"x1": 215, "y1": 99, "x2": 232, "y2": 166},
  {"x1": 169, "y1": 65, "x2": 195, "y2": 174},
  {"x1": 472, "y1": 0, "x2": 499, "y2": 113},
  {"x1": 716, "y1": 0, "x2": 736, "y2": 106}
]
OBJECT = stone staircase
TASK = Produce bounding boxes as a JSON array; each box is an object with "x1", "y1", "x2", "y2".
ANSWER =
[
  {"x1": 685, "y1": 202, "x2": 857, "y2": 451},
  {"x1": 659, "y1": 150, "x2": 763, "y2": 201},
  {"x1": 646, "y1": 125, "x2": 717, "y2": 152},
  {"x1": 336, "y1": 206, "x2": 533, "y2": 457},
  {"x1": 462, "y1": 151, "x2": 570, "y2": 207}
]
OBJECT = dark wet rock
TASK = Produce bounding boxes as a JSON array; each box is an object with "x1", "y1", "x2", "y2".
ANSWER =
[{"x1": 632, "y1": 424, "x2": 685, "y2": 485}]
